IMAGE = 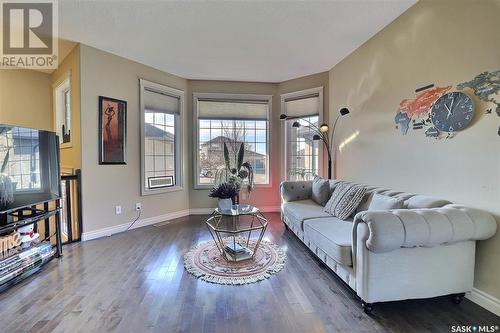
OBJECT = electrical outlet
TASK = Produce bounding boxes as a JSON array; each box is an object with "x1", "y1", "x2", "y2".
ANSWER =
[
  {"x1": 135, "y1": 202, "x2": 142, "y2": 211},
  {"x1": 115, "y1": 205, "x2": 122, "y2": 215}
]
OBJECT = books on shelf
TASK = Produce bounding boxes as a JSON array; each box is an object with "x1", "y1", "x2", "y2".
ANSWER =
[{"x1": 0, "y1": 243, "x2": 55, "y2": 286}]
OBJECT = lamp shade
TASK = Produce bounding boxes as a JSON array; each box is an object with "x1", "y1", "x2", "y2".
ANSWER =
[
  {"x1": 292, "y1": 121, "x2": 300, "y2": 128},
  {"x1": 319, "y1": 123, "x2": 329, "y2": 132},
  {"x1": 279, "y1": 114, "x2": 288, "y2": 120},
  {"x1": 312, "y1": 134, "x2": 321, "y2": 140},
  {"x1": 340, "y1": 108, "x2": 350, "y2": 116}
]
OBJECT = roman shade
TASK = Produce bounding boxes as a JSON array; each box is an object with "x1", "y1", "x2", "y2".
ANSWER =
[
  {"x1": 283, "y1": 93, "x2": 320, "y2": 118},
  {"x1": 144, "y1": 87, "x2": 180, "y2": 114},
  {"x1": 197, "y1": 99, "x2": 268, "y2": 120}
]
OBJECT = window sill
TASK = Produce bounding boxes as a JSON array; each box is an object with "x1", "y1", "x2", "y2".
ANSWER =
[{"x1": 141, "y1": 186, "x2": 184, "y2": 196}]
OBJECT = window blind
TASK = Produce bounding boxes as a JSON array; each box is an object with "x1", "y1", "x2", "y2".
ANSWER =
[
  {"x1": 283, "y1": 93, "x2": 320, "y2": 118},
  {"x1": 144, "y1": 88, "x2": 180, "y2": 114},
  {"x1": 197, "y1": 99, "x2": 268, "y2": 120}
]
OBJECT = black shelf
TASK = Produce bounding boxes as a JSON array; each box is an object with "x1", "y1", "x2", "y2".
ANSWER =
[
  {"x1": 1, "y1": 208, "x2": 60, "y2": 234},
  {"x1": 0, "y1": 200, "x2": 63, "y2": 292}
]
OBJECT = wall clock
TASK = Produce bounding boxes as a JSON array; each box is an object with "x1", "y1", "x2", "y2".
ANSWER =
[{"x1": 431, "y1": 92, "x2": 474, "y2": 132}]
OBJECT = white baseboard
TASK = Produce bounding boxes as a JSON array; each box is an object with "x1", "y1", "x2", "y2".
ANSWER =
[
  {"x1": 82, "y1": 206, "x2": 281, "y2": 241},
  {"x1": 189, "y1": 208, "x2": 213, "y2": 215},
  {"x1": 466, "y1": 287, "x2": 500, "y2": 316},
  {"x1": 259, "y1": 206, "x2": 281, "y2": 213},
  {"x1": 82, "y1": 209, "x2": 190, "y2": 241}
]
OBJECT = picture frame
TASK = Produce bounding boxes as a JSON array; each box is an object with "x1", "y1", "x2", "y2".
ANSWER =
[{"x1": 98, "y1": 96, "x2": 127, "y2": 165}]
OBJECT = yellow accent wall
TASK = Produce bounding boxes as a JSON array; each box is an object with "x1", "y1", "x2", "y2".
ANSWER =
[
  {"x1": 51, "y1": 44, "x2": 81, "y2": 170},
  {"x1": 0, "y1": 69, "x2": 52, "y2": 130},
  {"x1": 328, "y1": 0, "x2": 500, "y2": 298}
]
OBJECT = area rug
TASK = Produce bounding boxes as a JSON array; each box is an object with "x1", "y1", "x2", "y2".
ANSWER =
[{"x1": 183, "y1": 237, "x2": 286, "y2": 285}]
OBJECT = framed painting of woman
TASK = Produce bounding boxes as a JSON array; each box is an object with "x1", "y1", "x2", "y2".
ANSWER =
[{"x1": 98, "y1": 96, "x2": 127, "y2": 165}]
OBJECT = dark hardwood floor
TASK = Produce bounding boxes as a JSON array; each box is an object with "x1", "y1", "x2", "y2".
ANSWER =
[{"x1": 0, "y1": 213, "x2": 498, "y2": 333}]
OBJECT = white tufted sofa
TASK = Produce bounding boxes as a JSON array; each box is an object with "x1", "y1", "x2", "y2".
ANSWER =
[{"x1": 280, "y1": 180, "x2": 497, "y2": 313}]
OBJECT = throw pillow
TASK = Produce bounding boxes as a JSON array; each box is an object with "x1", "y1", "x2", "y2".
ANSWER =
[
  {"x1": 355, "y1": 191, "x2": 374, "y2": 214},
  {"x1": 324, "y1": 182, "x2": 367, "y2": 220},
  {"x1": 311, "y1": 175, "x2": 330, "y2": 206},
  {"x1": 368, "y1": 193, "x2": 405, "y2": 211}
]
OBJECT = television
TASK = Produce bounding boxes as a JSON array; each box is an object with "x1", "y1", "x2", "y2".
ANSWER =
[{"x1": 0, "y1": 125, "x2": 60, "y2": 215}]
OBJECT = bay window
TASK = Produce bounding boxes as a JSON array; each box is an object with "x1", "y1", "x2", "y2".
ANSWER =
[{"x1": 194, "y1": 94, "x2": 271, "y2": 188}]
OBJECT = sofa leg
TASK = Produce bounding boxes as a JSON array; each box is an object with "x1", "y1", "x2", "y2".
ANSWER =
[
  {"x1": 452, "y1": 293, "x2": 465, "y2": 304},
  {"x1": 361, "y1": 301, "x2": 374, "y2": 315}
]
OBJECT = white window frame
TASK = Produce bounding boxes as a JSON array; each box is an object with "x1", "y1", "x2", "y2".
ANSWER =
[
  {"x1": 193, "y1": 92, "x2": 272, "y2": 189},
  {"x1": 140, "y1": 79, "x2": 184, "y2": 196},
  {"x1": 280, "y1": 87, "x2": 324, "y2": 181},
  {"x1": 53, "y1": 72, "x2": 72, "y2": 149}
]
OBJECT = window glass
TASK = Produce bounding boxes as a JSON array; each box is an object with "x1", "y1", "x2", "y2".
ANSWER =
[
  {"x1": 141, "y1": 80, "x2": 183, "y2": 194},
  {"x1": 286, "y1": 115, "x2": 319, "y2": 181},
  {"x1": 197, "y1": 120, "x2": 269, "y2": 185}
]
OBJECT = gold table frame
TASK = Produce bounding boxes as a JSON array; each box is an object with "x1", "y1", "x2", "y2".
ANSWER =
[{"x1": 205, "y1": 205, "x2": 268, "y2": 262}]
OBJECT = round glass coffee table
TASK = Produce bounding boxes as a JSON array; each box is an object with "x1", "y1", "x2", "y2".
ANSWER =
[{"x1": 205, "y1": 204, "x2": 268, "y2": 262}]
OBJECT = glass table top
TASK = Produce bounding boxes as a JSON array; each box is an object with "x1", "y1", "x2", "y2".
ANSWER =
[
  {"x1": 206, "y1": 205, "x2": 267, "y2": 233},
  {"x1": 215, "y1": 204, "x2": 259, "y2": 216}
]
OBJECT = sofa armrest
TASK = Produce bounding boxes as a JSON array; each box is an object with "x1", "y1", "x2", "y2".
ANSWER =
[
  {"x1": 280, "y1": 181, "x2": 313, "y2": 203},
  {"x1": 352, "y1": 204, "x2": 497, "y2": 254}
]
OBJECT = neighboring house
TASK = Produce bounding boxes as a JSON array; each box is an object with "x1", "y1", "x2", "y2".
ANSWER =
[
  {"x1": 1, "y1": 128, "x2": 41, "y2": 190},
  {"x1": 199, "y1": 135, "x2": 266, "y2": 178}
]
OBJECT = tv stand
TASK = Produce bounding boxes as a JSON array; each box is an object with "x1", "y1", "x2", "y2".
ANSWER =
[{"x1": 0, "y1": 200, "x2": 63, "y2": 291}]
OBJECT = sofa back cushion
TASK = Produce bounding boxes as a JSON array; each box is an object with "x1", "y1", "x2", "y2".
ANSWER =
[
  {"x1": 328, "y1": 179, "x2": 341, "y2": 193},
  {"x1": 311, "y1": 176, "x2": 331, "y2": 206},
  {"x1": 280, "y1": 181, "x2": 312, "y2": 202},
  {"x1": 405, "y1": 195, "x2": 452, "y2": 209},
  {"x1": 324, "y1": 182, "x2": 366, "y2": 220},
  {"x1": 368, "y1": 193, "x2": 405, "y2": 211}
]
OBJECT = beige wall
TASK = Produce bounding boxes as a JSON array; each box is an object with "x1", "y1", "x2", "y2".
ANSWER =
[
  {"x1": 0, "y1": 70, "x2": 52, "y2": 130},
  {"x1": 79, "y1": 45, "x2": 189, "y2": 233},
  {"x1": 329, "y1": 0, "x2": 500, "y2": 298},
  {"x1": 279, "y1": 71, "x2": 329, "y2": 123},
  {"x1": 52, "y1": 44, "x2": 81, "y2": 170}
]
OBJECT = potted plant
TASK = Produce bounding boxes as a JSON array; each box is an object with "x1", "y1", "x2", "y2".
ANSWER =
[
  {"x1": 213, "y1": 141, "x2": 254, "y2": 204},
  {"x1": 208, "y1": 181, "x2": 240, "y2": 211}
]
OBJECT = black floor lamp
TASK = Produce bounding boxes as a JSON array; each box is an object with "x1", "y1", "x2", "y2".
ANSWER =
[{"x1": 280, "y1": 108, "x2": 350, "y2": 179}]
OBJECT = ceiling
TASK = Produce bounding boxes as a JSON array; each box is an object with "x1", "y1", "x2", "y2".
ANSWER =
[{"x1": 59, "y1": 0, "x2": 416, "y2": 82}]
